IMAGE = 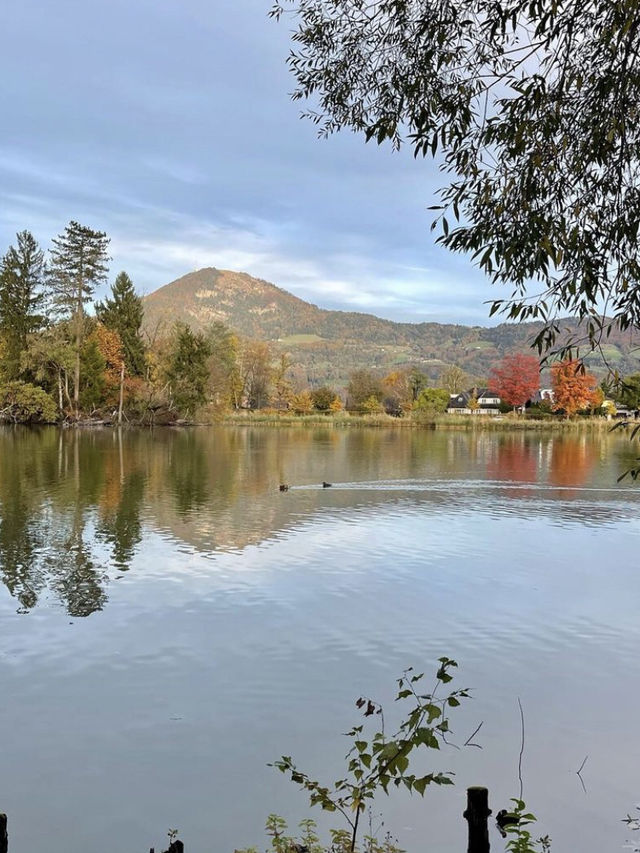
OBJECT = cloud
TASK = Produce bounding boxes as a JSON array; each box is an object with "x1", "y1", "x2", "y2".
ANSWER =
[{"x1": 0, "y1": 0, "x2": 499, "y2": 327}]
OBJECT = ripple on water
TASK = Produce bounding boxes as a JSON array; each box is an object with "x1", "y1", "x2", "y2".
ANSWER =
[{"x1": 0, "y1": 427, "x2": 639, "y2": 853}]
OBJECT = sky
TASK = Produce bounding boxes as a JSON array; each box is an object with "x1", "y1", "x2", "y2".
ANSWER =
[{"x1": 0, "y1": 0, "x2": 499, "y2": 326}]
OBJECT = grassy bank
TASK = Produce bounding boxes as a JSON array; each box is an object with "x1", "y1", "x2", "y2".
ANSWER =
[{"x1": 216, "y1": 410, "x2": 618, "y2": 431}]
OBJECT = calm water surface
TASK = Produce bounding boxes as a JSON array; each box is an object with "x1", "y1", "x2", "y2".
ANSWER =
[{"x1": 0, "y1": 426, "x2": 639, "y2": 852}]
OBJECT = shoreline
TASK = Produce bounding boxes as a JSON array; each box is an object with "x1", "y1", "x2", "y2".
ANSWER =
[
  {"x1": 214, "y1": 411, "x2": 621, "y2": 431},
  {"x1": 0, "y1": 412, "x2": 629, "y2": 432}
]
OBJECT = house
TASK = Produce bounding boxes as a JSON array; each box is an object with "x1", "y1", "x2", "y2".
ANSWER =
[
  {"x1": 530, "y1": 388, "x2": 554, "y2": 405},
  {"x1": 447, "y1": 388, "x2": 501, "y2": 415},
  {"x1": 613, "y1": 404, "x2": 637, "y2": 419}
]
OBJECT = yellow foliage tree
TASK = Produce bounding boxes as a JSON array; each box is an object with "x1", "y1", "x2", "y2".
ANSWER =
[{"x1": 291, "y1": 389, "x2": 314, "y2": 414}]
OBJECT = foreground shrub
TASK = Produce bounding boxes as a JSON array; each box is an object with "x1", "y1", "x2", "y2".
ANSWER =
[{"x1": 0, "y1": 381, "x2": 59, "y2": 424}]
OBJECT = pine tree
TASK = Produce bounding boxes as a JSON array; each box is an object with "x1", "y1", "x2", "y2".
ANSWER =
[
  {"x1": 47, "y1": 221, "x2": 110, "y2": 415},
  {"x1": 95, "y1": 271, "x2": 146, "y2": 376},
  {"x1": 0, "y1": 231, "x2": 46, "y2": 381}
]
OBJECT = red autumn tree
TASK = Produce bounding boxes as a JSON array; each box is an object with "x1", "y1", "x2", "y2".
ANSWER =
[
  {"x1": 551, "y1": 360, "x2": 599, "y2": 416},
  {"x1": 490, "y1": 353, "x2": 540, "y2": 410}
]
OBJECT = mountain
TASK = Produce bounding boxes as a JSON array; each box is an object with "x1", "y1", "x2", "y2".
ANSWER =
[{"x1": 142, "y1": 267, "x2": 640, "y2": 386}]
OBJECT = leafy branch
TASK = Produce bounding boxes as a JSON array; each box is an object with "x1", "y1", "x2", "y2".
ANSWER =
[{"x1": 270, "y1": 658, "x2": 472, "y2": 853}]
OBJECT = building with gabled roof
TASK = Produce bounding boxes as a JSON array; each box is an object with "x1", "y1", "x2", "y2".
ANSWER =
[{"x1": 447, "y1": 388, "x2": 501, "y2": 415}]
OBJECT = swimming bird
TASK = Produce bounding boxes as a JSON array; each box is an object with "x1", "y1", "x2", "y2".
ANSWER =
[
  {"x1": 322, "y1": 481, "x2": 332, "y2": 488},
  {"x1": 279, "y1": 484, "x2": 289, "y2": 492}
]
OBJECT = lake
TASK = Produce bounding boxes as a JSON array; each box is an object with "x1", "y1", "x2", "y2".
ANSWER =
[{"x1": 0, "y1": 425, "x2": 638, "y2": 853}]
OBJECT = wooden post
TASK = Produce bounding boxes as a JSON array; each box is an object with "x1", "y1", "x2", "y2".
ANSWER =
[
  {"x1": 0, "y1": 813, "x2": 8, "y2": 853},
  {"x1": 464, "y1": 787, "x2": 491, "y2": 853}
]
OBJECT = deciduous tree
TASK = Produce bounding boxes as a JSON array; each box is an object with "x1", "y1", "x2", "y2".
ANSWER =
[
  {"x1": 551, "y1": 360, "x2": 599, "y2": 416},
  {"x1": 239, "y1": 340, "x2": 272, "y2": 409},
  {"x1": 440, "y1": 365, "x2": 469, "y2": 394},
  {"x1": 272, "y1": 352, "x2": 294, "y2": 410},
  {"x1": 614, "y1": 373, "x2": 640, "y2": 410},
  {"x1": 311, "y1": 385, "x2": 339, "y2": 411},
  {"x1": 382, "y1": 370, "x2": 412, "y2": 414},
  {"x1": 347, "y1": 369, "x2": 383, "y2": 411},
  {"x1": 291, "y1": 389, "x2": 314, "y2": 414},
  {"x1": 490, "y1": 354, "x2": 540, "y2": 411},
  {"x1": 413, "y1": 388, "x2": 450, "y2": 416},
  {"x1": 206, "y1": 321, "x2": 239, "y2": 410}
]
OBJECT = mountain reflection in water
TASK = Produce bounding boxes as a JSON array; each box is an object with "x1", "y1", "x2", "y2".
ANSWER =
[
  {"x1": 0, "y1": 426, "x2": 637, "y2": 616},
  {"x1": 1, "y1": 425, "x2": 640, "y2": 853}
]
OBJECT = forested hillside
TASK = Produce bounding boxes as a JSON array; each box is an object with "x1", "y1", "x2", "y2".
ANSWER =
[{"x1": 143, "y1": 268, "x2": 640, "y2": 386}]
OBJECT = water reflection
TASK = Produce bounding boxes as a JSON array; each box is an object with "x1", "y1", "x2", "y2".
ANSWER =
[
  {"x1": 1, "y1": 425, "x2": 639, "y2": 853},
  {"x1": 0, "y1": 426, "x2": 636, "y2": 615}
]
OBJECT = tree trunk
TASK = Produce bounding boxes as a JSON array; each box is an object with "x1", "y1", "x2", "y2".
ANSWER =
[
  {"x1": 74, "y1": 302, "x2": 82, "y2": 417},
  {"x1": 63, "y1": 371, "x2": 73, "y2": 409},
  {"x1": 118, "y1": 362, "x2": 125, "y2": 425},
  {"x1": 57, "y1": 368, "x2": 63, "y2": 410}
]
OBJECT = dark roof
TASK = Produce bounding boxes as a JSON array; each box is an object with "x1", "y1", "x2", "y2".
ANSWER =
[{"x1": 448, "y1": 388, "x2": 501, "y2": 409}]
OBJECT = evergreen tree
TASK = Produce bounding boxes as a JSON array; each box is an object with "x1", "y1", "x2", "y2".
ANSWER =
[
  {"x1": 78, "y1": 337, "x2": 107, "y2": 413},
  {"x1": 95, "y1": 271, "x2": 146, "y2": 376},
  {"x1": 166, "y1": 324, "x2": 212, "y2": 417},
  {"x1": 0, "y1": 231, "x2": 45, "y2": 381},
  {"x1": 47, "y1": 221, "x2": 110, "y2": 414}
]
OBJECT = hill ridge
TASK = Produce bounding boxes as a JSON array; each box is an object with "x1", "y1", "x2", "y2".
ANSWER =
[{"x1": 142, "y1": 267, "x2": 640, "y2": 386}]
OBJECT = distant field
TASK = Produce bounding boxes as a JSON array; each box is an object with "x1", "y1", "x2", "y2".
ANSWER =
[
  {"x1": 464, "y1": 340, "x2": 495, "y2": 350},
  {"x1": 588, "y1": 344, "x2": 623, "y2": 362},
  {"x1": 279, "y1": 334, "x2": 324, "y2": 344}
]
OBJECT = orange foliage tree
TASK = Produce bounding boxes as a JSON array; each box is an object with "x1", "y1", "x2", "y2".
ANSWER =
[
  {"x1": 92, "y1": 323, "x2": 127, "y2": 407},
  {"x1": 490, "y1": 353, "x2": 540, "y2": 410},
  {"x1": 90, "y1": 323, "x2": 143, "y2": 406},
  {"x1": 551, "y1": 359, "x2": 599, "y2": 416}
]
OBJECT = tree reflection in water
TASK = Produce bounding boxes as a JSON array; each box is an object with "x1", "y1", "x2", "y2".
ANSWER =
[{"x1": 0, "y1": 425, "x2": 630, "y2": 616}]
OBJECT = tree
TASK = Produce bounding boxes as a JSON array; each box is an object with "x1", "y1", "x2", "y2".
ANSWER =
[
  {"x1": 206, "y1": 321, "x2": 239, "y2": 410},
  {"x1": 413, "y1": 388, "x2": 450, "y2": 416},
  {"x1": 347, "y1": 369, "x2": 383, "y2": 411},
  {"x1": 440, "y1": 366, "x2": 469, "y2": 394},
  {"x1": 92, "y1": 324, "x2": 128, "y2": 413},
  {"x1": 272, "y1": 0, "x2": 640, "y2": 355},
  {"x1": 0, "y1": 381, "x2": 58, "y2": 424},
  {"x1": 311, "y1": 385, "x2": 339, "y2": 411},
  {"x1": 272, "y1": 352, "x2": 294, "y2": 410},
  {"x1": 239, "y1": 340, "x2": 272, "y2": 409},
  {"x1": 79, "y1": 337, "x2": 107, "y2": 413},
  {"x1": 291, "y1": 389, "x2": 314, "y2": 414},
  {"x1": 47, "y1": 222, "x2": 110, "y2": 415},
  {"x1": 551, "y1": 360, "x2": 599, "y2": 416},
  {"x1": 95, "y1": 271, "x2": 145, "y2": 376},
  {"x1": 24, "y1": 325, "x2": 75, "y2": 411},
  {"x1": 614, "y1": 373, "x2": 640, "y2": 410},
  {"x1": 0, "y1": 231, "x2": 45, "y2": 381},
  {"x1": 382, "y1": 370, "x2": 412, "y2": 415},
  {"x1": 407, "y1": 368, "x2": 428, "y2": 402},
  {"x1": 361, "y1": 394, "x2": 385, "y2": 414},
  {"x1": 166, "y1": 324, "x2": 212, "y2": 417},
  {"x1": 490, "y1": 354, "x2": 540, "y2": 411}
]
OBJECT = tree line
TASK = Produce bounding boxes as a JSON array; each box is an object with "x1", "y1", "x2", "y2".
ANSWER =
[
  {"x1": 1, "y1": 222, "x2": 637, "y2": 424},
  {"x1": 0, "y1": 222, "x2": 473, "y2": 424}
]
